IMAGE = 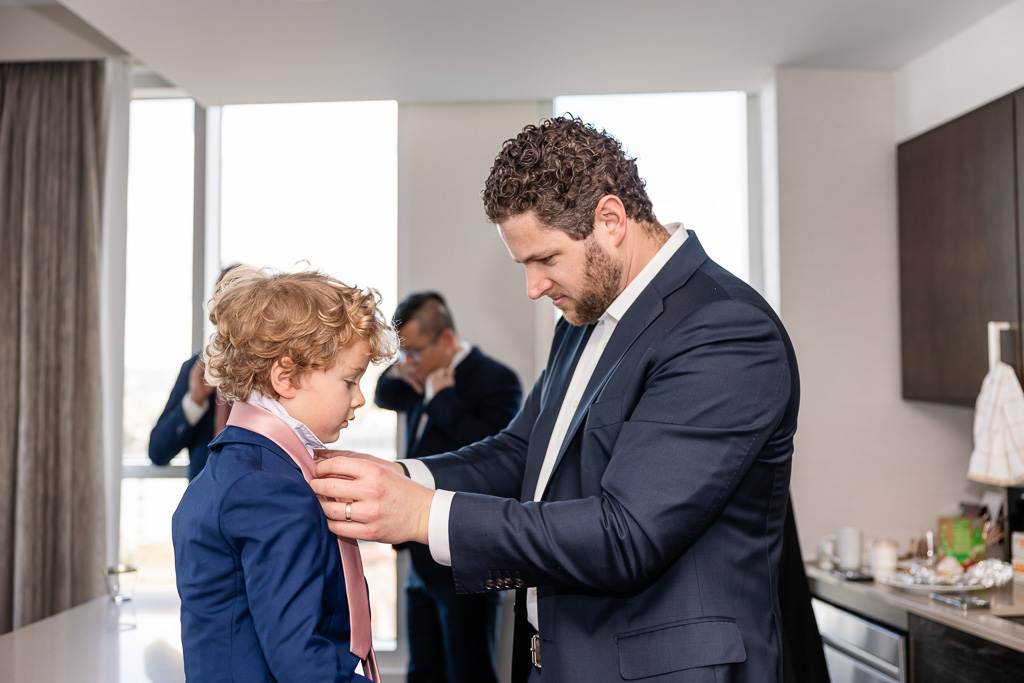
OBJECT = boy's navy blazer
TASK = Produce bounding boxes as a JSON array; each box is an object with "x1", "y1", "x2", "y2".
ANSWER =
[
  {"x1": 172, "y1": 426, "x2": 370, "y2": 682},
  {"x1": 423, "y1": 232, "x2": 800, "y2": 683}
]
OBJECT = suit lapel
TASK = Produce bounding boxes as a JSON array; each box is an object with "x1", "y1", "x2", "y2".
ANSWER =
[
  {"x1": 538, "y1": 230, "x2": 710, "y2": 498},
  {"x1": 520, "y1": 323, "x2": 594, "y2": 500}
]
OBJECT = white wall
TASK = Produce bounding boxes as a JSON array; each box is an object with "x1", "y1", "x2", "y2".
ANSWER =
[
  {"x1": 895, "y1": 0, "x2": 1024, "y2": 141},
  {"x1": 397, "y1": 100, "x2": 554, "y2": 393},
  {"x1": 772, "y1": 68, "x2": 980, "y2": 559}
]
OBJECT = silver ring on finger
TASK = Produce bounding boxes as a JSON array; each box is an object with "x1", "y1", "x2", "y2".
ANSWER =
[{"x1": 345, "y1": 501, "x2": 352, "y2": 522}]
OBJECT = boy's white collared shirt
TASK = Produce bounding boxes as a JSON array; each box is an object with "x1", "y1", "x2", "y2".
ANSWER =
[{"x1": 247, "y1": 390, "x2": 327, "y2": 456}]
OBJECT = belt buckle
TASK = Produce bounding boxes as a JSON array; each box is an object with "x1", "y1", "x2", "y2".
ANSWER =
[{"x1": 530, "y1": 633, "x2": 541, "y2": 668}]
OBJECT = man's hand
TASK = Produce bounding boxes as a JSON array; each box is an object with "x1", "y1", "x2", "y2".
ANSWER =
[
  {"x1": 311, "y1": 457, "x2": 434, "y2": 545},
  {"x1": 426, "y1": 367, "x2": 455, "y2": 395},
  {"x1": 188, "y1": 359, "x2": 216, "y2": 406},
  {"x1": 393, "y1": 362, "x2": 425, "y2": 395}
]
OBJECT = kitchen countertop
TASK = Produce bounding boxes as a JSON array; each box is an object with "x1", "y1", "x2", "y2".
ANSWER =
[{"x1": 806, "y1": 564, "x2": 1024, "y2": 653}]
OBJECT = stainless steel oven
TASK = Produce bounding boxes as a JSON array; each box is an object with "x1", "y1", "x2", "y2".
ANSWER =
[{"x1": 812, "y1": 598, "x2": 908, "y2": 683}]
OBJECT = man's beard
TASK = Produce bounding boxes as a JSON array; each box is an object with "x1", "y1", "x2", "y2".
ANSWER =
[{"x1": 563, "y1": 237, "x2": 622, "y2": 326}]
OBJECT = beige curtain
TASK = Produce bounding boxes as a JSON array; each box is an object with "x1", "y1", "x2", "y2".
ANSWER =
[{"x1": 0, "y1": 61, "x2": 108, "y2": 633}]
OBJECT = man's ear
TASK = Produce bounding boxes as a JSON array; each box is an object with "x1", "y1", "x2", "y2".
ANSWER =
[
  {"x1": 270, "y1": 357, "x2": 298, "y2": 399},
  {"x1": 594, "y1": 195, "x2": 628, "y2": 247}
]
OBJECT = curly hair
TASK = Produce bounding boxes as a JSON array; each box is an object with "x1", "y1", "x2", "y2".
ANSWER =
[
  {"x1": 203, "y1": 266, "x2": 396, "y2": 401},
  {"x1": 482, "y1": 115, "x2": 656, "y2": 240}
]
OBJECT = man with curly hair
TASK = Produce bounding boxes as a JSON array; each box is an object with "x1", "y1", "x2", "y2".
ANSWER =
[{"x1": 313, "y1": 116, "x2": 800, "y2": 683}]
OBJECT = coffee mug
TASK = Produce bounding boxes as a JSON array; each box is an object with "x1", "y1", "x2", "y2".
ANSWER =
[
  {"x1": 870, "y1": 539, "x2": 899, "y2": 578},
  {"x1": 824, "y1": 527, "x2": 863, "y2": 571}
]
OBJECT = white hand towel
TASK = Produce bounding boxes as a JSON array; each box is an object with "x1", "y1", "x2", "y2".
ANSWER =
[{"x1": 968, "y1": 361, "x2": 1024, "y2": 486}]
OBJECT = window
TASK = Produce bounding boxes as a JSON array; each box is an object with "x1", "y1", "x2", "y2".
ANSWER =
[
  {"x1": 120, "y1": 98, "x2": 195, "y2": 588},
  {"x1": 120, "y1": 98, "x2": 401, "y2": 650},
  {"x1": 554, "y1": 92, "x2": 749, "y2": 280},
  {"x1": 219, "y1": 100, "x2": 400, "y2": 647}
]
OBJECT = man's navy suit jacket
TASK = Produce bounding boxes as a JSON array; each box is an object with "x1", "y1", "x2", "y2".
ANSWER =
[
  {"x1": 422, "y1": 232, "x2": 799, "y2": 683},
  {"x1": 374, "y1": 346, "x2": 522, "y2": 585},
  {"x1": 149, "y1": 352, "x2": 214, "y2": 480},
  {"x1": 172, "y1": 426, "x2": 370, "y2": 682}
]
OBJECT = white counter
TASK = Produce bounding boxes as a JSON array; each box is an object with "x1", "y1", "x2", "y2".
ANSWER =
[{"x1": 0, "y1": 588, "x2": 185, "y2": 682}]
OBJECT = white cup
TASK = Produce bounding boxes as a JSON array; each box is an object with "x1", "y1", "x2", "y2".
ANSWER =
[
  {"x1": 870, "y1": 539, "x2": 899, "y2": 578},
  {"x1": 826, "y1": 527, "x2": 863, "y2": 571}
]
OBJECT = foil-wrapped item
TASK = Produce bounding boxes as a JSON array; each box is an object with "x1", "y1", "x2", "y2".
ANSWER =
[
  {"x1": 893, "y1": 559, "x2": 1013, "y2": 588},
  {"x1": 962, "y1": 559, "x2": 1014, "y2": 588}
]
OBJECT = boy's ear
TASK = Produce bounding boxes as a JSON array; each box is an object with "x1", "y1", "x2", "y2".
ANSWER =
[{"x1": 270, "y1": 357, "x2": 298, "y2": 399}]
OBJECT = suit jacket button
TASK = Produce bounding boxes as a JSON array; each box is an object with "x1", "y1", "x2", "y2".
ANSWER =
[
  {"x1": 484, "y1": 579, "x2": 496, "y2": 590},
  {"x1": 514, "y1": 578, "x2": 525, "y2": 588}
]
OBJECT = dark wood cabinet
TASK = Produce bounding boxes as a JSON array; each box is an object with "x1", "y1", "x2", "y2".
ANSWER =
[
  {"x1": 898, "y1": 94, "x2": 1023, "y2": 405},
  {"x1": 909, "y1": 614, "x2": 1024, "y2": 682}
]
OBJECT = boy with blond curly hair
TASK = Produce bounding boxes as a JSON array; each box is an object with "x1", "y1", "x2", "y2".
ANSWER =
[{"x1": 172, "y1": 266, "x2": 394, "y2": 683}]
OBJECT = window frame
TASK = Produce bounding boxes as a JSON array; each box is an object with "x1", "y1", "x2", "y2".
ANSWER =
[{"x1": 117, "y1": 84, "x2": 407, "y2": 668}]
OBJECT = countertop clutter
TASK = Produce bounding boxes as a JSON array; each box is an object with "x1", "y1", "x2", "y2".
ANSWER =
[
  {"x1": 807, "y1": 564, "x2": 1024, "y2": 653},
  {"x1": 808, "y1": 563, "x2": 1024, "y2": 683}
]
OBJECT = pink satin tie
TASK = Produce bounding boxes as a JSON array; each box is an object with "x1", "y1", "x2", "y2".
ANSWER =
[{"x1": 226, "y1": 401, "x2": 380, "y2": 682}]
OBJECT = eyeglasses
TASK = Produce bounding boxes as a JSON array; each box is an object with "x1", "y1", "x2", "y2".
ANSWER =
[{"x1": 396, "y1": 332, "x2": 441, "y2": 364}]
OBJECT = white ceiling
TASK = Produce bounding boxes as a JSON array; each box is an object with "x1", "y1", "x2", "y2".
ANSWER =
[{"x1": 47, "y1": 0, "x2": 1015, "y2": 106}]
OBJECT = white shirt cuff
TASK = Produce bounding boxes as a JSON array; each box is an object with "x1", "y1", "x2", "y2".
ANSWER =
[
  {"x1": 181, "y1": 393, "x2": 208, "y2": 426},
  {"x1": 427, "y1": 489, "x2": 456, "y2": 566},
  {"x1": 402, "y1": 458, "x2": 436, "y2": 489}
]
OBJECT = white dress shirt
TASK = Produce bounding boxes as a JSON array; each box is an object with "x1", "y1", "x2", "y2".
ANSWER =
[
  {"x1": 247, "y1": 390, "x2": 327, "y2": 456},
  {"x1": 181, "y1": 392, "x2": 209, "y2": 426},
  {"x1": 406, "y1": 224, "x2": 688, "y2": 631},
  {"x1": 411, "y1": 340, "x2": 473, "y2": 441}
]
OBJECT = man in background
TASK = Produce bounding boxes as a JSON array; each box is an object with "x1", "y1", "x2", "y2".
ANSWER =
[
  {"x1": 148, "y1": 352, "x2": 222, "y2": 480},
  {"x1": 375, "y1": 291, "x2": 522, "y2": 683},
  {"x1": 149, "y1": 265, "x2": 239, "y2": 480}
]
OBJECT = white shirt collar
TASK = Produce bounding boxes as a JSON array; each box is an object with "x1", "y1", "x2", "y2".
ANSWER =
[
  {"x1": 423, "y1": 340, "x2": 474, "y2": 403},
  {"x1": 602, "y1": 222, "x2": 687, "y2": 324},
  {"x1": 449, "y1": 340, "x2": 472, "y2": 369},
  {"x1": 246, "y1": 391, "x2": 327, "y2": 453}
]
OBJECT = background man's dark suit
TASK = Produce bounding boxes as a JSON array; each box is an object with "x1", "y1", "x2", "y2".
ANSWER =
[
  {"x1": 149, "y1": 352, "x2": 214, "y2": 480},
  {"x1": 375, "y1": 346, "x2": 522, "y2": 682},
  {"x1": 421, "y1": 233, "x2": 799, "y2": 683}
]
